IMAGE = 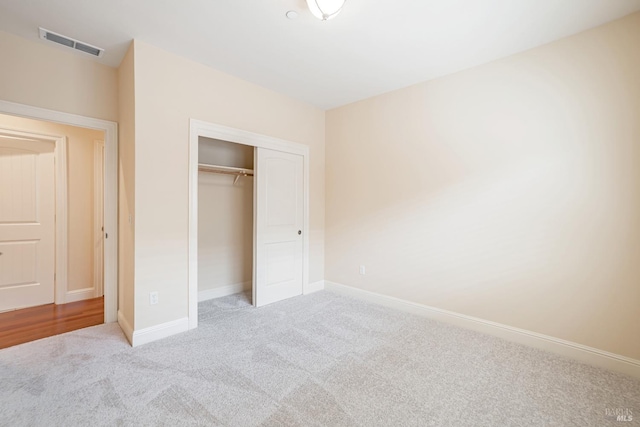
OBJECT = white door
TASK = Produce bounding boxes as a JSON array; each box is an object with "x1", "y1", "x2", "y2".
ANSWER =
[
  {"x1": 254, "y1": 148, "x2": 304, "y2": 307},
  {"x1": 0, "y1": 136, "x2": 55, "y2": 312}
]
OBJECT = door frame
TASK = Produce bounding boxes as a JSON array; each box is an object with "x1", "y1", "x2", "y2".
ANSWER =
[
  {"x1": 0, "y1": 99, "x2": 118, "y2": 323},
  {"x1": 188, "y1": 119, "x2": 310, "y2": 330},
  {"x1": 94, "y1": 140, "x2": 105, "y2": 298}
]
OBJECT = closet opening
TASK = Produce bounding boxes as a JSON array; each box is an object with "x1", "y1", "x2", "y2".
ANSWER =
[
  {"x1": 189, "y1": 119, "x2": 310, "y2": 330},
  {"x1": 197, "y1": 137, "x2": 254, "y2": 304}
]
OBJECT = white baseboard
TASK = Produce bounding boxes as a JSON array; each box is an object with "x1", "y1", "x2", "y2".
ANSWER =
[
  {"x1": 325, "y1": 281, "x2": 640, "y2": 379},
  {"x1": 198, "y1": 281, "x2": 250, "y2": 302},
  {"x1": 117, "y1": 310, "x2": 133, "y2": 345},
  {"x1": 304, "y1": 280, "x2": 325, "y2": 294},
  {"x1": 131, "y1": 317, "x2": 189, "y2": 347},
  {"x1": 65, "y1": 287, "x2": 96, "y2": 303}
]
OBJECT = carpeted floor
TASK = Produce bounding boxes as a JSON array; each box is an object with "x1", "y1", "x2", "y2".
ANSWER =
[{"x1": 0, "y1": 291, "x2": 638, "y2": 426}]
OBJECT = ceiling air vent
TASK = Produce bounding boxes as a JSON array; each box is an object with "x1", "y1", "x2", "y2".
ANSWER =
[{"x1": 38, "y1": 27, "x2": 104, "y2": 58}]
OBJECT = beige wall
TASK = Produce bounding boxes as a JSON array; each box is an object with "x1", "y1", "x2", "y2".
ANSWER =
[
  {"x1": 133, "y1": 41, "x2": 325, "y2": 329},
  {"x1": 0, "y1": 30, "x2": 118, "y2": 122},
  {"x1": 117, "y1": 43, "x2": 136, "y2": 328},
  {"x1": 326, "y1": 12, "x2": 640, "y2": 360},
  {"x1": 0, "y1": 113, "x2": 103, "y2": 293},
  {"x1": 198, "y1": 174, "x2": 253, "y2": 293}
]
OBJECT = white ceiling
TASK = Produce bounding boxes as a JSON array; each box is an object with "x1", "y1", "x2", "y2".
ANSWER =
[{"x1": 0, "y1": 0, "x2": 639, "y2": 109}]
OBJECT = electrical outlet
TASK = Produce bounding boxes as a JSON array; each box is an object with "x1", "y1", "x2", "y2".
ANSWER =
[
  {"x1": 150, "y1": 291, "x2": 158, "y2": 305},
  {"x1": 359, "y1": 265, "x2": 366, "y2": 275}
]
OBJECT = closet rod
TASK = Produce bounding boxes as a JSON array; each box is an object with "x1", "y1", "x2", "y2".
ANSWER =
[
  {"x1": 198, "y1": 163, "x2": 254, "y2": 177},
  {"x1": 198, "y1": 168, "x2": 254, "y2": 177}
]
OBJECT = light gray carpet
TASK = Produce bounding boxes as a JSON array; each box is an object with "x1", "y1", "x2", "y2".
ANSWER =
[{"x1": 0, "y1": 291, "x2": 638, "y2": 426}]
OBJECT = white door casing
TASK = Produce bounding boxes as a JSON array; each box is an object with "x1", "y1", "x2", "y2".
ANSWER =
[
  {"x1": 0, "y1": 136, "x2": 55, "y2": 311},
  {"x1": 94, "y1": 140, "x2": 104, "y2": 297},
  {"x1": 254, "y1": 148, "x2": 304, "y2": 307}
]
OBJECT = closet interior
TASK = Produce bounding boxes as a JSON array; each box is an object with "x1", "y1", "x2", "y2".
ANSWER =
[{"x1": 198, "y1": 136, "x2": 254, "y2": 303}]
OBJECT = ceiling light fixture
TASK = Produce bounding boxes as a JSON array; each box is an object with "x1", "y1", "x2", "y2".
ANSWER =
[{"x1": 306, "y1": 0, "x2": 346, "y2": 21}]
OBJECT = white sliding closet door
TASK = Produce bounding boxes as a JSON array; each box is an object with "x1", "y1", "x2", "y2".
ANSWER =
[{"x1": 254, "y1": 148, "x2": 304, "y2": 307}]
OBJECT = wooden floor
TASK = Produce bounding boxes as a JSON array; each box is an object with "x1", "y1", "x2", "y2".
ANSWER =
[{"x1": 0, "y1": 297, "x2": 104, "y2": 350}]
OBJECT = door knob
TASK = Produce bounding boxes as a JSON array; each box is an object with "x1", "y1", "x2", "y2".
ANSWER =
[{"x1": 298, "y1": 230, "x2": 302, "y2": 235}]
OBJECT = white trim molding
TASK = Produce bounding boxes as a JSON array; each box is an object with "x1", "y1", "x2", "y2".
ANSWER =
[
  {"x1": 304, "y1": 280, "x2": 325, "y2": 294},
  {"x1": 198, "y1": 282, "x2": 251, "y2": 302},
  {"x1": 54, "y1": 135, "x2": 68, "y2": 304},
  {"x1": 65, "y1": 287, "x2": 96, "y2": 303},
  {"x1": 93, "y1": 140, "x2": 105, "y2": 298},
  {"x1": 0, "y1": 99, "x2": 118, "y2": 323},
  {"x1": 188, "y1": 119, "x2": 310, "y2": 331},
  {"x1": 325, "y1": 281, "x2": 640, "y2": 379},
  {"x1": 131, "y1": 317, "x2": 189, "y2": 347}
]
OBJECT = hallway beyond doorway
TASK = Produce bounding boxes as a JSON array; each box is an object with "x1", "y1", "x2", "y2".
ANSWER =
[{"x1": 0, "y1": 297, "x2": 104, "y2": 349}]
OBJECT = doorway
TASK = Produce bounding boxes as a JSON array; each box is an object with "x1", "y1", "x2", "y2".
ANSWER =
[
  {"x1": 188, "y1": 120, "x2": 310, "y2": 329},
  {"x1": 0, "y1": 100, "x2": 118, "y2": 327},
  {"x1": 0, "y1": 114, "x2": 105, "y2": 307},
  {"x1": 0, "y1": 115, "x2": 108, "y2": 346}
]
